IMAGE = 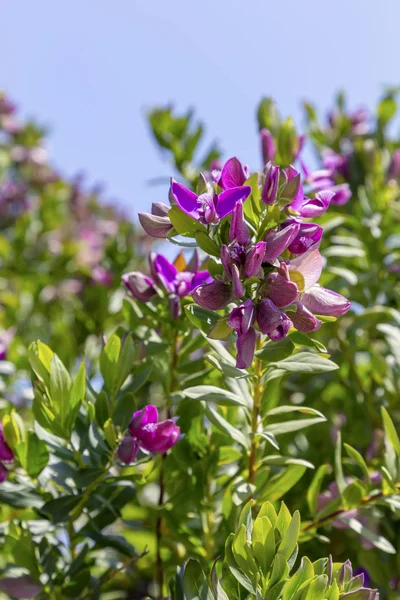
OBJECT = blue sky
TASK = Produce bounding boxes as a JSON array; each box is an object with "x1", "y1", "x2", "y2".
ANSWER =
[{"x1": 2, "y1": 1, "x2": 399, "y2": 218}]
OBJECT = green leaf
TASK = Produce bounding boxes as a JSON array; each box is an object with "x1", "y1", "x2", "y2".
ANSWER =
[
  {"x1": 182, "y1": 385, "x2": 247, "y2": 407},
  {"x1": 344, "y1": 443, "x2": 371, "y2": 487},
  {"x1": 282, "y1": 557, "x2": 314, "y2": 600},
  {"x1": 266, "y1": 406, "x2": 325, "y2": 418},
  {"x1": 195, "y1": 231, "x2": 221, "y2": 257},
  {"x1": 204, "y1": 405, "x2": 249, "y2": 448},
  {"x1": 268, "y1": 352, "x2": 338, "y2": 373},
  {"x1": 41, "y1": 495, "x2": 83, "y2": 523},
  {"x1": 335, "y1": 431, "x2": 346, "y2": 495},
  {"x1": 264, "y1": 417, "x2": 326, "y2": 436},
  {"x1": 17, "y1": 432, "x2": 49, "y2": 478},
  {"x1": 183, "y1": 559, "x2": 213, "y2": 600},
  {"x1": 71, "y1": 362, "x2": 86, "y2": 411},
  {"x1": 343, "y1": 517, "x2": 396, "y2": 554},
  {"x1": 100, "y1": 334, "x2": 121, "y2": 395},
  {"x1": 378, "y1": 95, "x2": 397, "y2": 124},
  {"x1": 169, "y1": 206, "x2": 205, "y2": 237},
  {"x1": 278, "y1": 510, "x2": 300, "y2": 560},
  {"x1": 252, "y1": 515, "x2": 275, "y2": 575},
  {"x1": 113, "y1": 392, "x2": 136, "y2": 430},
  {"x1": 381, "y1": 406, "x2": 400, "y2": 456},
  {"x1": 307, "y1": 464, "x2": 330, "y2": 518},
  {"x1": 185, "y1": 304, "x2": 220, "y2": 333},
  {"x1": 256, "y1": 338, "x2": 295, "y2": 363},
  {"x1": 115, "y1": 335, "x2": 135, "y2": 392},
  {"x1": 49, "y1": 354, "x2": 72, "y2": 429},
  {"x1": 257, "y1": 465, "x2": 306, "y2": 502},
  {"x1": 95, "y1": 391, "x2": 110, "y2": 428}
]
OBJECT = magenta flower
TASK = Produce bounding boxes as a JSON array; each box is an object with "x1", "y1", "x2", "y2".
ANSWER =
[
  {"x1": 282, "y1": 220, "x2": 323, "y2": 255},
  {"x1": 171, "y1": 180, "x2": 251, "y2": 225},
  {"x1": 122, "y1": 272, "x2": 157, "y2": 302},
  {"x1": 128, "y1": 405, "x2": 180, "y2": 454},
  {"x1": 256, "y1": 299, "x2": 293, "y2": 341},
  {"x1": 261, "y1": 164, "x2": 279, "y2": 205},
  {"x1": 192, "y1": 280, "x2": 233, "y2": 310},
  {"x1": 329, "y1": 183, "x2": 352, "y2": 206},
  {"x1": 388, "y1": 149, "x2": 400, "y2": 181},
  {"x1": 0, "y1": 424, "x2": 13, "y2": 462},
  {"x1": 228, "y1": 301, "x2": 257, "y2": 369},
  {"x1": 0, "y1": 328, "x2": 15, "y2": 361},
  {"x1": 264, "y1": 223, "x2": 300, "y2": 263},
  {"x1": 230, "y1": 201, "x2": 250, "y2": 245},
  {"x1": 218, "y1": 157, "x2": 249, "y2": 190}
]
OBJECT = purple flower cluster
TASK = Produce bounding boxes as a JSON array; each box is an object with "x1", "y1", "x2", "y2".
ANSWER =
[
  {"x1": 134, "y1": 155, "x2": 350, "y2": 369},
  {"x1": 302, "y1": 154, "x2": 352, "y2": 207},
  {"x1": 117, "y1": 405, "x2": 180, "y2": 463},
  {"x1": 123, "y1": 250, "x2": 211, "y2": 318},
  {"x1": 0, "y1": 423, "x2": 14, "y2": 482}
]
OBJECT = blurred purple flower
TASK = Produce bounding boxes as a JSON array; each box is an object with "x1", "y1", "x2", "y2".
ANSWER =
[
  {"x1": 0, "y1": 328, "x2": 15, "y2": 361},
  {"x1": 218, "y1": 157, "x2": 249, "y2": 190},
  {"x1": 260, "y1": 129, "x2": 276, "y2": 165}
]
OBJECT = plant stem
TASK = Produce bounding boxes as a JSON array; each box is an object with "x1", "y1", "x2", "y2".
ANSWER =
[
  {"x1": 249, "y1": 341, "x2": 263, "y2": 487},
  {"x1": 155, "y1": 327, "x2": 179, "y2": 598},
  {"x1": 302, "y1": 486, "x2": 400, "y2": 532}
]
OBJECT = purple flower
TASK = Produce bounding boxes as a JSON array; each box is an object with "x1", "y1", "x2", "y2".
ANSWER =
[
  {"x1": 264, "y1": 222, "x2": 300, "y2": 263},
  {"x1": 262, "y1": 272, "x2": 298, "y2": 308},
  {"x1": 244, "y1": 242, "x2": 266, "y2": 277},
  {"x1": 329, "y1": 183, "x2": 352, "y2": 206},
  {"x1": 138, "y1": 202, "x2": 173, "y2": 239},
  {"x1": 230, "y1": 200, "x2": 250, "y2": 245},
  {"x1": 262, "y1": 164, "x2": 279, "y2": 205},
  {"x1": 291, "y1": 190, "x2": 335, "y2": 218},
  {"x1": 286, "y1": 301, "x2": 321, "y2": 333},
  {"x1": 0, "y1": 575, "x2": 41, "y2": 599},
  {"x1": 388, "y1": 149, "x2": 400, "y2": 181},
  {"x1": 128, "y1": 405, "x2": 180, "y2": 454},
  {"x1": 283, "y1": 166, "x2": 305, "y2": 211},
  {"x1": 260, "y1": 129, "x2": 276, "y2": 165},
  {"x1": 91, "y1": 266, "x2": 113, "y2": 287},
  {"x1": 0, "y1": 462, "x2": 8, "y2": 483},
  {"x1": 301, "y1": 285, "x2": 351, "y2": 317},
  {"x1": 0, "y1": 423, "x2": 13, "y2": 462},
  {"x1": 322, "y1": 150, "x2": 349, "y2": 179},
  {"x1": 228, "y1": 300, "x2": 255, "y2": 336},
  {"x1": 123, "y1": 252, "x2": 212, "y2": 316},
  {"x1": 122, "y1": 272, "x2": 157, "y2": 302},
  {"x1": 117, "y1": 436, "x2": 139, "y2": 464},
  {"x1": 0, "y1": 328, "x2": 15, "y2": 361},
  {"x1": 256, "y1": 299, "x2": 293, "y2": 341},
  {"x1": 171, "y1": 180, "x2": 251, "y2": 225},
  {"x1": 282, "y1": 220, "x2": 323, "y2": 255},
  {"x1": 236, "y1": 328, "x2": 258, "y2": 369},
  {"x1": 218, "y1": 157, "x2": 249, "y2": 190},
  {"x1": 192, "y1": 280, "x2": 233, "y2": 310}
]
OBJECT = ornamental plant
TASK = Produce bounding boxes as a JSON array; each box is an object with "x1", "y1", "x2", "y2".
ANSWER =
[{"x1": 0, "y1": 88, "x2": 399, "y2": 600}]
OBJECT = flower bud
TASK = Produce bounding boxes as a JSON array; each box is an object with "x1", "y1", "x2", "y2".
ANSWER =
[
  {"x1": 138, "y1": 211, "x2": 173, "y2": 238},
  {"x1": 228, "y1": 300, "x2": 255, "y2": 335},
  {"x1": 236, "y1": 328, "x2": 257, "y2": 369},
  {"x1": 263, "y1": 272, "x2": 299, "y2": 307},
  {"x1": 244, "y1": 242, "x2": 266, "y2": 277},
  {"x1": 256, "y1": 299, "x2": 292, "y2": 340},
  {"x1": 122, "y1": 272, "x2": 157, "y2": 302},
  {"x1": 260, "y1": 129, "x2": 276, "y2": 165},
  {"x1": 261, "y1": 164, "x2": 279, "y2": 205},
  {"x1": 230, "y1": 200, "x2": 250, "y2": 245},
  {"x1": 117, "y1": 437, "x2": 139, "y2": 464},
  {"x1": 264, "y1": 223, "x2": 300, "y2": 263}
]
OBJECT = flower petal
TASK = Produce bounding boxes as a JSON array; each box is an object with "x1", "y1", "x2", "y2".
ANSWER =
[
  {"x1": 122, "y1": 272, "x2": 156, "y2": 302},
  {"x1": 152, "y1": 254, "x2": 177, "y2": 293},
  {"x1": 289, "y1": 249, "x2": 323, "y2": 290},
  {"x1": 139, "y1": 419, "x2": 180, "y2": 453},
  {"x1": 219, "y1": 157, "x2": 247, "y2": 190},
  {"x1": 256, "y1": 299, "x2": 292, "y2": 340},
  {"x1": 138, "y1": 212, "x2": 173, "y2": 239},
  {"x1": 117, "y1": 437, "x2": 139, "y2": 464},
  {"x1": 216, "y1": 186, "x2": 251, "y2": 219},
  {"x1": 236, "y1": 327, "x2": 258, "y2": 369},
  {"x1": 260, "y1": 129, "x2": 276, "y2": 165},
  {"x1": 192, "y1": 280, "x2": 233, "y2": 310},
  {"x1": 264, "y1": 272, "x2": 299, "y2": 307},
  {"x1": 287, "y1": 301, "x2": 321, "y2": 332},
  {"x1": 230, "y1": 200, "x2": 250, "y2": 245},
  {"x1": 129, "y1": 405, "x2": 159, "y2": 437},
  {"x1": 264, "y1": 223, "x2": 300, "y2": 263},
  {"x1": 301, "y1": 285, "x2": 351, "y2": 316},
  {"x1": 190, "y1": 270, "x2": 213, "y2": 292},
  {"x1": 170, "y1": 180, "x2": 199, "y2": 217},
  {"x1": 244, "y1": 242, "x2": 266, "y2": 277},
  {"x1": 228, "y1": 300, "x2": 255, "y2": 335}
]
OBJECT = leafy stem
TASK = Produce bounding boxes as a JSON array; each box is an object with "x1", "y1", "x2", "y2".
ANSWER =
[{"x1": 249, "y1": 337, "x2": 263, "y2": 487}]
